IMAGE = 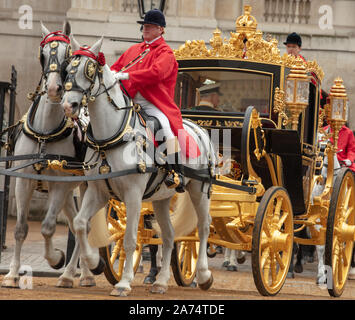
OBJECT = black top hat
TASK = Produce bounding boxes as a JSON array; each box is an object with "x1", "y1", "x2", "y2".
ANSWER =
[
  {"x1": 283, "y1": 32, "x2": 302, "y2": 47},
  {"x1": 137, "y1": 9, "x2": 166, "y2": 27}
]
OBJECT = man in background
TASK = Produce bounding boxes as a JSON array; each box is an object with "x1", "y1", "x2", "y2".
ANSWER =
[{"x1": 194, "y1": 83, "x2": 222, "y2": 111}]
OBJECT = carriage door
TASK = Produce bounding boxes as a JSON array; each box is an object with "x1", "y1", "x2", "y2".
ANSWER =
[
  {"x1": 301, "y1": 79, "x2": 320, "y2": 210},
  {"x1": 0, "y1": 66, "x2": 17, "y2": 262}
]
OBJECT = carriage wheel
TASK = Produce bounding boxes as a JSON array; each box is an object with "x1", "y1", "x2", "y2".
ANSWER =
[
  {"x1": 171, "y1": 236, "x2": 200, "y2": 287},
  {"x1": 99, "y1": 200, "x2": 143, "y2": 285},
  {"x1": 252, "y1": 186, "x2": 293, "y2": 296},
  {"x1": 325, "y1": 168, "x2": 355, "y2": 297}
]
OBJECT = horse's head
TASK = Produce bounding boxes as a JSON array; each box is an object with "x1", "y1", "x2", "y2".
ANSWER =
[
  {"x1": 62, "y1": 36, "x2": 104, "y2": 118},
  {"x1": 39, "y1": 21, "x2": 72, "y2": 102}
]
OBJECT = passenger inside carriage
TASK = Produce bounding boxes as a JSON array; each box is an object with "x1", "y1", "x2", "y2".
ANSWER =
[
  {"x1": 194, "y1": 82, "x2": 222, "y2": 111},
  {"x1": 175, "y1": 71, "x2": 271, "y2": 114}
]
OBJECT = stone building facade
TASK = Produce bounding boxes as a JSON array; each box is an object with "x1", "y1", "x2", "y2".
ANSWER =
[{"x1": 0, "y1": 0, "x2": 354, "y2": 219}]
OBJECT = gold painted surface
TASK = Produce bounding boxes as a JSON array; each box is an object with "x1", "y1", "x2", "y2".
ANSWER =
[
  {"x1": 329, "y1": 171, "x2": 355, "y2": 295},
  {"x1": 256, "y1": 188, "x2": 293, "y2": 295},
  {"x1": 49, "y1": 63, "x2": 57, "y2": 71},
  {"x1": 273, "y1": 87, "x2": 289, "y2": 126},
  {"x1": 285, "y1": 57, "x2": 310, "y2": 130},
  {"x1": 50, "y1": 41, "x2": 58, "y2": 48},
  {"x1": 65, "y1": 82, "x2": 73, "y2": 91},
  {"x1": 174, "y1": 6, "x2": 323, "y2": 82}
]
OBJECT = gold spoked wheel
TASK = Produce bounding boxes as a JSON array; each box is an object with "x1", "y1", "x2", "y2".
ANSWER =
[
  {"x1": 171, "y1": 234, "x2": 200, "y2": 287},
  {"x1": 99, "y1": 200, "x2": 143, "y2": 285},
  {"x1": 325, "y1": 168, "x2": 355, "y2": 297},
  {"x1": 252, "y1": 186, "x2": 293, "y2": 296}
]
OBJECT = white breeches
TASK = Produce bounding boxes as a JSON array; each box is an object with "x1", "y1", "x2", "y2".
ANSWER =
[{"x1": 134, "y1": 92, "x2": 175, "y2": 141}]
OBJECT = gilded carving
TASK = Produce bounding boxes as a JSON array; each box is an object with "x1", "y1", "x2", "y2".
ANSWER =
[
  {"x1": 174, "y1": 5, "x2": 324, "y2": 83},
  {"x1": 273, "y1": 87, "x2": 289, "y2": 126},
  {"x1": 189, "y1": 118, "x2": 243, "y2": 128},
  {"x1": 305, "y1": 60, "x2": 325, "y2": 82}
]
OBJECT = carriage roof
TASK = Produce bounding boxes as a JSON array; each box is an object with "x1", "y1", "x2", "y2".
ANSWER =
[
  {"x1": 174, "y1": 5, "x2": 324, "y2": 82},
  {"x1": 173, "y1": 6, "x2": 325, "y2": 138}
]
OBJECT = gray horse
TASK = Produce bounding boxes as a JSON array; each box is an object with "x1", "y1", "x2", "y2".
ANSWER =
[
  {"x1": 62, "y1": 36, "x2": 216, "y2": 297},
  {"x1": 1, "y1": 22, "x2": 94, "y2": 289}
]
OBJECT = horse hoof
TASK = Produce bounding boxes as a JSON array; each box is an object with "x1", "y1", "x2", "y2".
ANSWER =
[
  {"x1": 227, "y1": 265, "x2": 237, "y2": 272},
  {"x1": 90, "y1": 257, "x2": 106, "y2": 275},
  {"x1": 198, "y1": 274, "x2": 213, "y2": 291},
  {"x1": 294, "y1": 263, "x2": 303, "y2": 273},
  {"x1": 215, "y1": 246, "x2": 223, "y2": 254},
  {"x1": 237, "y1": 256, "x2": 246, "y2": 264},
  {"x1": 50, "y1": 249, "x2": 65, "y2": 270},
  {"x1": 316, "y1": 277, "x2": 327, "y2": 290},
  {"x1": 110, "y1": 287, "x2": 131, "y2": 297},
  {"x1": 222, "y1": 261, "x2": 229, "y2": 268},
  {"x1": 150, "y1": 284, "x2": 167, "y2": 294},
  {"x1": 79, "y1": 276, "x2": 96, "y2": 287},
  {"x1": 286, "y1": 272, "x2": 295, "y2": 279},
  {"x1": 143, "y1": 275, "x2": 156, "y2": 285},
  {"x1": 56, "y1": 277, "x2": 74, "y2": 288},
  {"x1": 1, "y1": 277, "x2": 20, "y2": 288}
]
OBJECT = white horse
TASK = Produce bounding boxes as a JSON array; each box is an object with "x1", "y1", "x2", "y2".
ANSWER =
[
  {"x1": 222, "y1": 248, "x2": 246, "y2": 271},
  {"x1": 311, "y1": 138, "x2": 341, "y2": 287},
  {"x1": 1, "y1": 22, "x2": 94, "y2": 289},
  {"x1": 62, "y1": 36, "x2": 216, "y2": 297}
]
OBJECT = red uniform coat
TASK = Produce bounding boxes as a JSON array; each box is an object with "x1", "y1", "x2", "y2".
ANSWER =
[
  {"x1": 324, "y1": 125, "x2": 355, "y2": 172},
  {"x1": 111, "y1": 37, "x2": 200, "y2": 159}
]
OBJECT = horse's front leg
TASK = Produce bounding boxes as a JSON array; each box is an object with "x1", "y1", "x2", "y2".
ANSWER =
[
  {"x1": 73, "y1": 186, "x2": 107, "y2": 274},
  {"x1": 57, "y1": 190, "x2": 95, "y2": 288},
  {"x1": 111, "y1": 198, "x2": 142, "y2": 297},
  {"x1": 149, "y1": 197, "x2": 175, "y2": 294},
  {"x1": 2, "y1": 178, "x2": 35, "y2": 288},
  {"x1": 41, "y1": 183, "x2": 72, "y2": 269},
  {"x1": 316, "y1": 245, "x2": 327, "y2": 288}
]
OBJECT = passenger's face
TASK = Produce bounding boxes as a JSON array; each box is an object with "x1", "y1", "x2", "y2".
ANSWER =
[
  {"x1": 286, "y1": 44, "x2": 301, "y2": 57},
  {"x1": 142, "y1": 24, "x2": 163, "y2": 42},
  {"x1": 211, "y1": 93, "x2": 220, "y2": 108}
]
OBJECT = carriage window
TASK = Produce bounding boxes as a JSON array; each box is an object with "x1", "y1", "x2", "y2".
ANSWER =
[{"x1": 174, "y1": 70, "x2": 272, "y2": 114}]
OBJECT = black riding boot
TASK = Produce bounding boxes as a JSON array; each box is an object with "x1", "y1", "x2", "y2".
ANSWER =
[{"x1": 164, "y1": 152, "x2": 185, "y2": 193}]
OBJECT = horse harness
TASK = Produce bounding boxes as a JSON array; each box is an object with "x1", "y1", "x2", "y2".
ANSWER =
[
  {"x1": 28, "y1": 31, "x2": 72, "y2": 102},
  {"x1": 84, "y1": 105, "x2": 168, "y2": 201},
  {"x1": 5, "y1": 95, "x2": 88, "y2": 191},
  {"x1": 0, "y1": 44, "x2": 257, "y2": 197},
  {"x1": 63, "y1": 47, "x2": 122, "y2": 114}
]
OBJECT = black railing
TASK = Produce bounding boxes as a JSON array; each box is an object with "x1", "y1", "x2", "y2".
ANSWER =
[{"x1": 0, "y1": 65, "x2": 17, "y2": 262}]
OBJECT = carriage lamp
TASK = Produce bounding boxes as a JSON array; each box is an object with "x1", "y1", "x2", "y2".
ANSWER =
[
  {"x1": 138, "y1": 0, "x2": 166, "y2": 18},
  {"x1": 328, "y1": 77, "x2": 349, "y2": 150},
  {"x1": 285, "y1": 57, "x2": 310, "y2": 130}
]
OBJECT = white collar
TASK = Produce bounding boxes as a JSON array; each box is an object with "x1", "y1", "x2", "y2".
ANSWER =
[{"x1": 145, "y1": 36, "x2": 162, "y2": 45}]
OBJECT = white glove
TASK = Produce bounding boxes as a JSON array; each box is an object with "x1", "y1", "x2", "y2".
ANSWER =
[
  {"x1": 344, "y1": 159, "x2": 352, "y2": 167},
  {"x1": 114, "y1": 72, "x2": 129, "y2": 80}
]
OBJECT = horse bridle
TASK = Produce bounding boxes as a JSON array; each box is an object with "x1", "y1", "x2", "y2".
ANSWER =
[
  {"x1": 39, "y1": 31, "x2": 72, "y2": 82},
  {"x1": 63, "y1": 47, "x2": 124, "y2": 110}
]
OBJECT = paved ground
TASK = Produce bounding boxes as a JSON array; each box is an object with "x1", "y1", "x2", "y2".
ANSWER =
[
  {"x1": 1, "y1": 217, "x2": 355, "y2": 300},
  {"x1": 0, "y1": 217, "x2": 69, "y2": 277}
]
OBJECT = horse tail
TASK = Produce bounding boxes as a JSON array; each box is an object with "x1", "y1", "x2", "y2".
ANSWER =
[{"x1": 153, "y1": 192, "x2": 198, "y2": 238}]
